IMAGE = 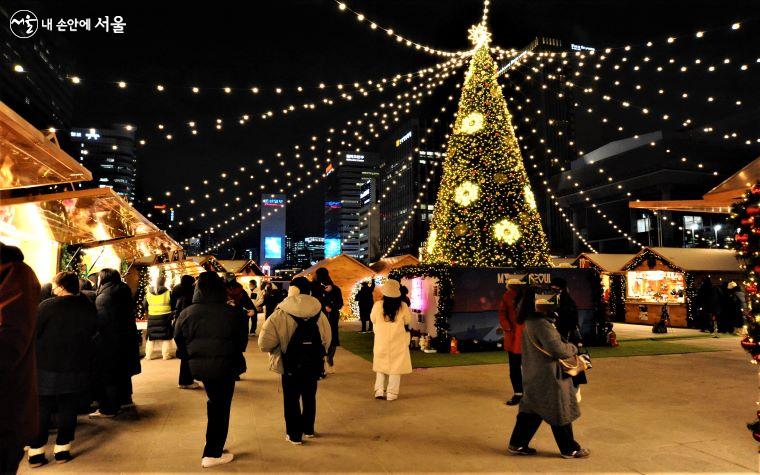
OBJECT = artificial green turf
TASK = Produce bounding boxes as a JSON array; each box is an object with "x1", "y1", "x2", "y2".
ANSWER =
[{"x1": 339, "y1": 330, "x2": 722, "y2": 369}]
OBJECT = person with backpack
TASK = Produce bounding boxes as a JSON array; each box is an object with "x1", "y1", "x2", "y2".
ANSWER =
[
  {"x1": 258, "y1": 277, "x2": 331, "y2": 445},
  {"x1": 370, "y1": 280, "x2": 413, "y2": 401}
]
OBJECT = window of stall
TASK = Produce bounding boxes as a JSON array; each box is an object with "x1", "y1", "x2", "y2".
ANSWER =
[{"x1": 626, "y1": 270, "x2": 685, "y2": 303}]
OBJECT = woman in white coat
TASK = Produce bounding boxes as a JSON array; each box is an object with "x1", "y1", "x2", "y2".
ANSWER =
[{"x1": 371, "y1": 280, "x2": 412, "y2": 401}]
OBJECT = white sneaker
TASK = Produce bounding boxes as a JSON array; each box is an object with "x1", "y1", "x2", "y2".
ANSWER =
[
  {"x1": 88, "y1": 409, "x2": 116, "y2": 418},
  {"x1": 285, "y1": 435, "x2": 303, "y2": 445},
  {"x1": 201, "y1": 453, "x2": 234, "y2": 468},
  {"x1": 178, "y1": 382, "x2": 201, "y2": 389},
  {"x1": 386, "y1": 394, "x2": 398, "y2": 401}
]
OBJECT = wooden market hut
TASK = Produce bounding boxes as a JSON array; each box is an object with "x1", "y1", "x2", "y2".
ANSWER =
[
  {"x1": 574, "y1": 253, "x2": 636, "y2": 321},
  {"x1": 294, "y1": 253, "x2": 374, "y2": 314},
  {"x1": 218, "y1": 259, "x2": 265, "y2": 288},
  {"x1": 620, "y1": 247, "x2": 742, "y2": 327}
]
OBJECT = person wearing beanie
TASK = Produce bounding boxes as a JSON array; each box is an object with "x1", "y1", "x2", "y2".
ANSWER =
[
  {"x1": 370, "y1": 279, "x2": 413, "y2": 401},
  {"x1": 258, "y1": 276, "x2": 332, "y2": 444},
  {"x1": 310, "y1": 268, "x2": 343, "y2": 376},
  {"x1": 498, "y1": 278, "x2": 526, "y2": 406}
]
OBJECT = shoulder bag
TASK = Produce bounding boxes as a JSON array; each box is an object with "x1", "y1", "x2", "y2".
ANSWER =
[{"x1": 527, "y1": 331, "x2": 590, "y2": 377}]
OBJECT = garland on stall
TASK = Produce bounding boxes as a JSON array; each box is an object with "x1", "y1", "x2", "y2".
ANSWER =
[
  {"x1": 133, "y1": 266, "x2": 149, "y2": 320},
  {"x1": 609, "y1": 274, "x2": 627, "y2": 322},
  {"x1": 588, "y1": 270, "x2": 613, "y2": 346},
  {"x1": 726, "y1": 182, "x2": 760, "y2": 443},
  {"x1": 389, "y1": 263, "x2": 453, "y2": 352},
  {"x1": 60, "y1": 244, "x2": 85, "y2": 278},
  {"x1": 623, "y1": 248, "x2": 696, "y2": 326}
]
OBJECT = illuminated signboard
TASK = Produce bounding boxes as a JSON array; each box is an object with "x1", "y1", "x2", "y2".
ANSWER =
[
  {"x1": 345, "y1": 153, "x2": 365, "y2": 162},
  {"x1": 395, "y1": 131, "x2": 412, "y2": 147},
  {"x1": 570, "y1": 43, "x2": 595, "y2": 52},
  {"x1": 264, "y1": 236, "x2": 282, "y2": 259},
  {"x1": 325, "y1": 201, "x2": 341, "y2": 209},
  {"x1": 325, "y1": 163, "x2": 334, "y2": 175},
  {"x1": 262, "y1": 198, "x2": 284, "y2": 207},
  {"x1": 324, "y1": 238, "x2": 341, "y2": 258},
  {"x1": 70, "y1": 128, "x2": 101, "y2": 140}
]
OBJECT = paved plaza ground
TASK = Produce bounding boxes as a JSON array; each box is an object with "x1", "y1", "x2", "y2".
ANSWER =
[{"x1": 18, "y1": 323, "x2": 758, "y2": 474}]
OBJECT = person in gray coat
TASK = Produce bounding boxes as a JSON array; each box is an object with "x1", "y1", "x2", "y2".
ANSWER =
[{"x1": 508, "y1": 289, "x2": 590, "y2": 459}]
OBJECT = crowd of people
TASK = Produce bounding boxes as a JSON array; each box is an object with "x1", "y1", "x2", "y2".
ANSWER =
[
  {"x1": 1, "y1": 240, "x2": 600, "y2": 471},
  {"x1": 694, "y1": 277, "x2": 747, "y2": 336}
]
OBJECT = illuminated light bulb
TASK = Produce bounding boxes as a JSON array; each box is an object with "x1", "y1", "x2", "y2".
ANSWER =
[
  {"x1": 696, "y1": 31, "x2": 704, "y2": 38},
  {"x1": 48, "y1": 127, "x2": 56, "y2": 133},
  {"x1": 139, "y1": 139, "x2": 146, "y2": 145},
  {"x1": 357, "y1": 13, "x2": 364, "y2": 21},
  {"x1": 158, "y1": 124, "x2": 164, "y2": 130},
  {"x1": 732, "y1": 22, "x2": 740, "y2": 30},
  {"x1": 117, "y1": 81, "x2": 127, "y2": 88},
  {"x1": 370, "y1": 22, "x2": 377, "y2": 29},
  {"x1": 192, "y1": 86, "x2": 199, "y2": 93},
  {"x1": 188, "y1": 121, "x2": 195, "y2": 127},
  {"x1": 667, "y1": 37, "x2": 675, "y2": 43},
  {"x1": 13, "y1": 64, "x2": 25, "y2": 73},
  {"x1": 338, "y1": 2, "x2": 346, "y2": 10},
  {"x1": 166, "y1": 134, "x2": 173, "y2": 140},
  {"x1": 125, "y1": 124, "x2": 133, "y2": 131},
  {"x1": 276, "y1": 88, "x2": 282, "y2": 94},
  {"x1": 70, "y1": 76, "x2": 81, "y2": 84},
  {"x1": 224, "y1": 87, "x2": 231, "y2": 93},
  {"x1": 156, "y1": 84, "x2": 164, "y2": 91}
]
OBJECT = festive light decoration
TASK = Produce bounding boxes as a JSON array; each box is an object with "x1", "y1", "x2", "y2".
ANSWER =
[
  {"x1": 424, "y1": 36, "x2": 550, "y2": 267},
  {"x1": 458, "y1": 111, "x2": 485, "y2": 134},
  {"x1": 453, "y1": 181, "x2": 480, "y2": 206},
  {"x1": 133, "y1": 266, "x2": 149, "y2": 319},
  {"x1": 524, "y1": 185, "x2": 537, "y2": 210}
]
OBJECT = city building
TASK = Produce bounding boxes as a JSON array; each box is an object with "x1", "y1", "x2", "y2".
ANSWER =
[
  {"x1": 259, "y1": 193, "x2": 286, "y2": 267},
  {"x1": 65, "y1": 125, "x2": 138, "y2": 202},
  {"x1": 553, "y1": 122, "x2": 759, "y2": 254},
  {"x1": 0, "y1": 4, "x2": 73, "y2": 129},
  {"x1": 357, "y1": 176, "x2": 380, "y2": 262},
  {"x1": 323, "y1": 150, "x2": 379, "y2": 259},
  {"x1": 378, "y1": 119, "x2": 445, "y2": 257},
  {"x1": 285, "y1": 236, "x2": 325, "y2": 268}
]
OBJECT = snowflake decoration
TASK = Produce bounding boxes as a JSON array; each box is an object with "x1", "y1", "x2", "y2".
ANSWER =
[
  {"x1": 426, "y1": 230, "x2": 438, "y2": 255},
  {"x1": 454, "y1": 181, "x2": 480, "y2": 206},
  {"x1": 493, "y1": 219, "x2": 521, "y2": 245},
  {"x1": 524, "y1": 186, "x2": 537, "y2": 210},
  {"x1": 459, "y1": 111, "x2": 485, "y2": 134},
  {"x1": 468, "y1": 23, "x2": 492, "y2": 48}
]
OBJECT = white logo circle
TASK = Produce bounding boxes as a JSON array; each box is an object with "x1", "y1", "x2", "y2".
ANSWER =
[{"x1": 10, "y1": 10, "x2": 38, "y2": 39}]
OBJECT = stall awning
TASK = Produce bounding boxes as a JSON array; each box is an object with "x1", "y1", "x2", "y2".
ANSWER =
[
  {"x1": 80, "y1": 231, "x2": 182, "y2": 261},
  {"x1": 622, "y1": 247, "x2": 741, "y2": 273},
  {"x1": 217, "y1": 259, "x2": 264, "y2": 276},
  {"x1": 369, "y1": 254, "x2": 420, "y2": 276},
  {"x1": 0, "y1": 101, "x2": 92, "y2": 190},
  {"x1": 0, "y1": 187, "x2": 158, "y2": 245},
  {"x1": 629, "y1": 155, "x2": 760, "y2": 214}
]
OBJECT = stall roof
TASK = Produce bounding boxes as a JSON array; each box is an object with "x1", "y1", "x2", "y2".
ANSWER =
[
  {"x1": 623, "y1": 247, "x2": 741, "y2": 273},
  {"x1": 0, "y1": 187, "x2": 158, "y2": 245},
  {"x1": 574, "y1": 253, "x2": 636, "y2": 272},
  {"x1": 217, "y1": 259, "x2": 264, "y2": 276},
  {"x1": 295, "y1": 253, "x2": 374, "y2": 280},
  {"x1": 187, "y1": 255, "x2": 227, "y2": 273},
  {"x1": 369, "y1": 254, "x2": 420, "y2": 276},
  {"x1": 551, "y1": 257, "x2": 576, "y2": 268},
  {"x1": 0, "y1": 101, "x2": 92, "y2": 190}
]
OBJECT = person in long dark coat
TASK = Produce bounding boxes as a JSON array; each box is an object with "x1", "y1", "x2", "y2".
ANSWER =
[
  {"x1": 356, "y1": 280, "x2": 375, "y2": 333},
  {"x1": 551, "y1": 278, "x2": 587, "y2": 388},
  {"x1": 173, "y1": 275, "x2": 199, "y2": 389},
  {"x1": 90, "y1": 268, "x2": 140, "y2": 417},
  {"x1": 28, "y1": 271, "x2": 97, "y2": 467},
  {"x1": 0, "y1": 244, "x2": 40, "y2": 474},
  {"x1": 264, "y1": 282, "x2": 285, "y2": 320},
  {"x1": 174, "y1": 272, "x2": 248, "y2": 468},
  {"x1": 312, "y1": 268, "x2": 343, "y2": 375},
  {"x1": 508, "y1": 291, "x2": 589, "y2": 459}
]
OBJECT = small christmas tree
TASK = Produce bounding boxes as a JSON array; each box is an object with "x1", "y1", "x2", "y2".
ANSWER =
[{"x1": 423, "y1": 25, "x2": 550, "y2": 267}]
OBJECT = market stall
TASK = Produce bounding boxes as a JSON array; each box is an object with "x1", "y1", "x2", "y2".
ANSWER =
[
  {"x1": 294, "y1": 253, "x2": 374, "y2": 315},
  {"x1": 218, "y1": 259, "x2": 264, "y2": 288},
  {"x1": 621, "y1": 247, "x2": 743, "y2": 327},
  {"x1": 574, "y1": 253, "x2": 635, "y2": 322}
]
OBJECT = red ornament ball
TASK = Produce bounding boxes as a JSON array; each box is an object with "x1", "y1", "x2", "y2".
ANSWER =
[{"x1": 740, "y1": 336, "x2": 758, "y2": 352}]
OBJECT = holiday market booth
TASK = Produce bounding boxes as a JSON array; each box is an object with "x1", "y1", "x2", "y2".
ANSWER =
[
  {"x1": 0, "y1": 187, "x2": 179, "y2": 283},
  {"x1": 218, "y1": 259, "x2": 265, "y2": 288},
  {"x1": 621, "y1": 247, "x2": 742, "y2": 327},
  {"x1": 574, "y1": 253, "x2": 636, "y2": 322},
  {"x1": 295, "y1": 253, "x2": 374, "y2": 315}
]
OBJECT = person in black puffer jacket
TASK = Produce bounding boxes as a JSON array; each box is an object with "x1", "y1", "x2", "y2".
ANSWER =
[
  {"x1": 91, "y1": 268, "x2": 140, "y2": 418},
  {"x1": 144, "y1": 273, "x2": 174, "y2": 360},
  {"x1": 173, "y1": 275, "x2": 199, "y2": 389},
  {"x1": 174, "y1": 272, "x2": 248, "y2": 468}
]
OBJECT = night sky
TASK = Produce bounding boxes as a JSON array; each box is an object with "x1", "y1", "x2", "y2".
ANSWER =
[{"x1": 12, "y1": 0, "x2": 760, "y2": 253}]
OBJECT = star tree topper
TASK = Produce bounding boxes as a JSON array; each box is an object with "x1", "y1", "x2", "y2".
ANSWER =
[{"x1": 468, "y1": 23, "x2": 492, "y2": 48}]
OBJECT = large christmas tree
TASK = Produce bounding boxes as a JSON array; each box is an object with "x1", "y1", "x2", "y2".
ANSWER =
[{"x1": 423, "y1": 25, "x2": 550, "y2": 267}]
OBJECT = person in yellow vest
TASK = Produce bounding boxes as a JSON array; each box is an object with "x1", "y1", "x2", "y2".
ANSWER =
[{"x1": 144, "y1": 273, "x2": 175, "y2": 360}]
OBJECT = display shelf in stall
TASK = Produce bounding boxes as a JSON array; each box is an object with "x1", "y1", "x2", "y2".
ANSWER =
[
  {"x1": 620, "y1": 247, "x2": 743, "y2": 328},
  {"x1": 0, "y1": 101, "x2": 91, "y2": 191}
]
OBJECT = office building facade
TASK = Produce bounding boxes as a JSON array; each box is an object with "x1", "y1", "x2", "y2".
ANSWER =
[{"x1": 324, "y1": 151, "x2": 379, "y2": 259}]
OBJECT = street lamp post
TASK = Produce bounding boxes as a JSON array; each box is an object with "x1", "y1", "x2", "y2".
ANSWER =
[{"x1": 714, "y1": 224, "x2": 722, "y2": 246}]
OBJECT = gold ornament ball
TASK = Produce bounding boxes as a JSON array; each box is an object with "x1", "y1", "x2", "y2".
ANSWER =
[
  {"x1": 455, "y1": 223, "x2": 468, "y2": 236},
  {"x1": 494, "y1": 173, "x2": 508, "y2": 185}
]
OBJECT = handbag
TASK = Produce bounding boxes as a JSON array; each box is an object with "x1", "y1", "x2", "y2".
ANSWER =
[{"x1": 527, "y1": 331, "x2": 590, "y2": 377}]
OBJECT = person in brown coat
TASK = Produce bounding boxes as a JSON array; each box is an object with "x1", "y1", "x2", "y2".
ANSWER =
[{"x1": 0, "y1": 243, "x2": 41, "y2": 474}]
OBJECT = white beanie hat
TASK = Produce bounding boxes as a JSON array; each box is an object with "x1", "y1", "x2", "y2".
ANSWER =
[{"x1": 381, "y1": 279, "x2": 402, "y2": 298}]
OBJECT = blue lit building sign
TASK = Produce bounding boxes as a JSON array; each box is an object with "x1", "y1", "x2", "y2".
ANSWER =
[
  {"x1": 264, "y1": 236, "x2": 283, "y2": 259},
  {"x1": 324, "y1": 238, "x2": 341, "y2": 258},
  {"x1": 263, "y1": 198, "x2": 284, "y2": 207},
  {"x1": 325, "y1": 201, "x2": 342, "y2": 209}
]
